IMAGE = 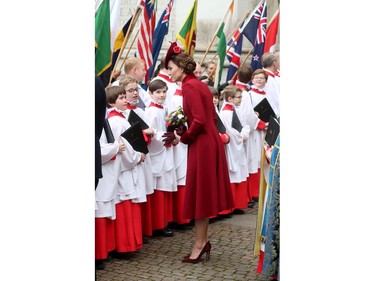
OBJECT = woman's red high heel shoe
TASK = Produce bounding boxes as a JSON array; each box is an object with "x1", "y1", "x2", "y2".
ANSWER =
[{"x1": 182, "y1": 241, "x2": 211, "y2": 263}]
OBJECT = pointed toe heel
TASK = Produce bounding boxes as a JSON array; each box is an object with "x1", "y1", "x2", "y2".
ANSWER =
[{"x1": 181, "y1": 241, "x2": 211, "y2": 264}]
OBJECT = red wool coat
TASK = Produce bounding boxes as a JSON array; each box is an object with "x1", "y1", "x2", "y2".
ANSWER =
[{"x1": 180, "y1": 73, "x2": 234, "y2": 219}]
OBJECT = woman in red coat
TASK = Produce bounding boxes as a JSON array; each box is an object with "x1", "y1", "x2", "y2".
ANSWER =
[{"x1": 163, "y1": 42, "x2": 234, "y2": 263}]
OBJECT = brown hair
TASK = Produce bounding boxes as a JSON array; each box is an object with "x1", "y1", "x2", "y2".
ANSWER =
[
  {"x1": 148, "y1": 79, "x2": 168, "y2": 92},
  {"x1": 105, "y1": 86, "x2": 125, "y2": 107},
  {"x1": 169, "y1": 53, "x2": 196, "y2": 74},
  {"x1": 261, "y1": 52, "x2": 277, "y2": 68},
  {"x1": 119, "y1": 76, "x2": 138, "y2": 89},
  {"x1": 124, "y1": 57, "x2": 145, "y2": 74},
  {"x1": 222, "y1": 85, "x2": 242, "y2": 102},
  {"x1": 251, "y1": 69, "x2": 268, "y2": 81},
  {"x1": 208, "y1": 86, "x2": 219, "y2": 98},
  {"x1": 237, "y1": 65, "x2": 253, "y2": 84}
]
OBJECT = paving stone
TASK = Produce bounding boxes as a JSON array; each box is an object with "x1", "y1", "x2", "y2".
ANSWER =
[{"x1": 96, "y1": 206, "x2": 272, "y2": 281}]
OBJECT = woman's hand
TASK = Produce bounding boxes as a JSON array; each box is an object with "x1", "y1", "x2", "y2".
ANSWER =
[
  {"x1": 173, "y1": 130, "x2": 181, "y2": 145},
  {"x1": 162, "y1": 132, "x2": 176, "y2": 146}
]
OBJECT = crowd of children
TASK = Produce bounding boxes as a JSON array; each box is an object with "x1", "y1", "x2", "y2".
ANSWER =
[{"x1": 95, "y1": 51, "x2": 280, "y2": 274}]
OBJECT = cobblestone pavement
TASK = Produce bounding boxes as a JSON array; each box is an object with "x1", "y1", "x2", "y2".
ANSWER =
[{"x1": 97, "y1": 203, "x2": 272, "y2": 281}]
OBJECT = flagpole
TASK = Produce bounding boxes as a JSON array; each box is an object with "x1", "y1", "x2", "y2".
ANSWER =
[
  {"x1": 202, "y1": 8, "x2": 253, "y2": 85},
  {"x1": 206, "y1": 9, "x2": 251, "y2": 66},
  {"x1": 206, "y1": 3, "x2": 262, "y2": 84},
  {"x1": 119, "y1": 29, "x2": 140, "y2": 70},
  {"x1": 267, "y1": 8, "x2": 279, "y2": 29},
  {"x1": 109, "y1": 6, "x2": 142, "y2": 83},
  {"x1": 199, "y1": 0, "x2": 234, "y2": 66},
  {"x1": 206, "y1": 21, "x2": 244, "y2": 67},
  {"x1": 199, "y1": 34, "x2": 218, "y2": 66},
  {"x1": 240, "y1": 48, "x2": 253, "y2": 68},
  {"x1": 230, "y1": 47, "x2": 253, "y2": 80},
  {"x1": 228, "y1": 9, "x2": 251, "y2": 44}
]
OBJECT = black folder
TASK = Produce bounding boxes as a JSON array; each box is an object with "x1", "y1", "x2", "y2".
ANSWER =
[
  {"x1": 253, "y1": 98, "x2": 276, "y2": 122},
  {"x1": 216, "y1": 113, "x2": 226, "y2": 134},
  {"x1": 231, "y1": 110, "x2": 243, "y2": 133},
  {"x1": 121, "y1": 121, "x2": 149, "y2": 154},
  {"x1": 104, "y1": 118, "x2": 115, "y2": 143},
  {"x1": 265, "y1": 117, "x2": 280, "y2": 147},
  {"x1": 128, "y1": 110, "x2": 149, "y2": 130}
]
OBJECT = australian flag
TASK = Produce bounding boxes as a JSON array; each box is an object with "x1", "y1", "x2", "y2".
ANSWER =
[
  {"x1": 226, "y1": 29, "x2": 243, "y2": 82},
  {"x1": 240, "y1": 0, "x2": 267, "y2": 70},
  {"x1": 148, "y1": 0, "x2": 174, "y2": 80}
]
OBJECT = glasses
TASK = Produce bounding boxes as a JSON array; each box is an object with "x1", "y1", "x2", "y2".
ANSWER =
[
  {"x1": 234, "y1": 96, "x2": 242, "y2": 99},
  {"x1": 125, "y1": 88, "x2": 139, "y2": 93}
]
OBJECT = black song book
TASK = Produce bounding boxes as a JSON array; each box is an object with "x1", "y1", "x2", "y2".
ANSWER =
[
  {"x1": 128, "y1": 110, "x2": 149, "y2": 130},
  {"x1": 104, "y1": 118, "x2": 115, "y2": 143},
  {"x1": 121, "y1": 121, "x2": 149, "y2": 154},
  {"x1": 253, "y1": 98, "x2": 277, "y2": 122},
  {"x1": 231, "y1": 109, "x2": 243, "y2": 133},
  {"x1": 265, "y1": 117, "x2": 280, "y2": 147},
  {"x1": 216, "y1": 113, "x2": 226, "y2": 134}
]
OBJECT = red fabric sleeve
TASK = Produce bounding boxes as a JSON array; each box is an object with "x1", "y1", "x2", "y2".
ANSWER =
[
  {"x1": 142, "y1": 131, "x2": 151, "y2": 145},
  {"x1": 257, "y1": 120, "x2": 266, "y2": 131},
  {"x1": 180, "y1": 83, "x2": 206, "y2": 143},
  {"x1": 220, "y1": 133, "x2": 230, "y2": 144},
  {"x1": 180, "y1": 131, "x2": 195, "y2": 144}
]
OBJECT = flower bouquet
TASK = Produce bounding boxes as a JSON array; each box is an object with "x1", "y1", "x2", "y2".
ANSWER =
[
  {"x1": 162, "y1": 106, "x2": 188, "y2": 146},
  {"x1": 165, "y1": 106, "x2": 188, "y2": 133}
]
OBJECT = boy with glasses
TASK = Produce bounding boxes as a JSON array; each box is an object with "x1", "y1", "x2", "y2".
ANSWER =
[{"x1": 219, "y1": 85, "x2": 250, "y2": 215}]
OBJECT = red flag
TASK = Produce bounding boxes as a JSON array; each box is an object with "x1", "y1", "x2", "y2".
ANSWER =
[{"x1": 264, "y1": 9, "x2": 279, "y2": 53}]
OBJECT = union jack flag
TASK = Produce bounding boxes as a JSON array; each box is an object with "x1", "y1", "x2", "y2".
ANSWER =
[
  {"x1": 148, "y1": 0, "x2": 174, "y2": 80},
  {"x1": 162, "y1": 0, "x2": 173, "y2": 24},
  {"x1": 137, "y1": 0, "x2": 156, "y2": 80},
  {"x1": 255, "y1": 3, "x2": 267, "y2": 45},
  {"x1": 240, "y1": 0, "x2": 266, "y2": 46},
  {"x1": 239, "y1": 0, "x2": 267, "y2": 71},
  {"x1": 250, "y1": 0, "x2": 267, "y2": 70},
  {"x1": 226, "y1": 29, "x2": 243, "y2": 82}
]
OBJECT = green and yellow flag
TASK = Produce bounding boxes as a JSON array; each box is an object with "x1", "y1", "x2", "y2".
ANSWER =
[
  {"x1": 215, "y1": 0, "x2": 234, "y2": 87},
  {"x1": 95, "y1": 0, "x2": 111, "y2": 86},
  {"x1": 176, "y1": 0, "x2": 197, "y2": 56}
]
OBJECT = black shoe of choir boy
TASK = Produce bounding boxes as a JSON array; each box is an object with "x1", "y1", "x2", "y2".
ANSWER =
[
  {"x1": 162, "y1": 227, "x2": 174, "y2": 237},
  {"x1": 152, "y1": 227, "x2": 174, "y2": 237},
  {"x1": 248, "y1": 201, "x2": 255, "y2": 208},
  {"x1": 110, "y1": 251, "x2": 134, "y2": 260},
  {"x1": 95, "y1": 260, "x2": 105, "y2": 270},
  {"x1": 232, "y1": 209, "x2": 245, "y2": 215},
  {"x1": 176, "y1": 223, "x2": 194, "y2": 231},
  {"x1": 169, "y1": 221, "x2": 194, "y2": 231},
  {"x1": 217, "y1": 213, "x2": 232, "y2": 219}
]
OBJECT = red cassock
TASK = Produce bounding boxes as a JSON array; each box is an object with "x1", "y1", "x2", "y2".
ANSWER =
[{"x1": 180, "y1": 73, "x2": 234, "y2": 219}]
